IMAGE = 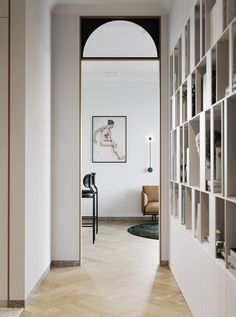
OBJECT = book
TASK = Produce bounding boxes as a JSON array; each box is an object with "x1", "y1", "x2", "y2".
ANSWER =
[
  {"x1": 207, "y1": 180, "x2": 221, "y2": 186},
  {"x1": 196, "y1": 203, "x2": 201, "y2": 240},
  {"x1": 230, "y1": 248, "x2": 236, "y2": 259},
  {"x1": 229, "y1": 266, "x2": 236, "y2": 277},
  {"x1": 228, "y1": 255, "x2": 236, "y2": 268}
]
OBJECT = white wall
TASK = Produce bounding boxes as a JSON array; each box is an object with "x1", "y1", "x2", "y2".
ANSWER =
[
  {"x1": 52, "y1": 5, "x2": 169, "y2": 262},
  {"x1": 9, "y1": 0, "x2": 51, "y2": 301},
  {"x1": 52, "y1": 15, "x2": 80, "y2": 261},
  {"x1": 25, "y1": 0, "x2": 51, "y2": 298},
  {"x1": 82, "y1": 61, "x2": 160, "y2": 217},
  {"x1": 168, "y1": 0, "x2": 196, "y2": 53}
]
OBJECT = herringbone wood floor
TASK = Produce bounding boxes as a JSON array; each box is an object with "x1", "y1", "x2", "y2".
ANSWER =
[{"x1": 21, "y1": 221, "x2": 192, "y2": 317}]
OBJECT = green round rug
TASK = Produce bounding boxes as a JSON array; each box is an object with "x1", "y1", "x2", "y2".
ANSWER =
[{"x1": 127, "y1": 223, "x2": 159, "y2": 240}]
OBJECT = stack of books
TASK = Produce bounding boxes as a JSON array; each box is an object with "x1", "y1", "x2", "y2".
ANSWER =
[
  {"x1": 206, "y1": 180, "x2": 221, "y2": 192},
  {"x1": 228, "y1": 248, "x2": 236, "y2": 277},
  {"x1": 225, "y1": 74, "x2": 236, "y2": 95}
]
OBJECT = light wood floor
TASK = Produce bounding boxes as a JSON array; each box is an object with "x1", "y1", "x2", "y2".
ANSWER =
[{"x1": 21, "y1": 221, "x2": 192, "y2": 317}]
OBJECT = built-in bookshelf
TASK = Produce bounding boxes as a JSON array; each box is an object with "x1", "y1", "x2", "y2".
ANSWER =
[{"x1": 170, "y1": 0, "x2": 236, "y2": 281}]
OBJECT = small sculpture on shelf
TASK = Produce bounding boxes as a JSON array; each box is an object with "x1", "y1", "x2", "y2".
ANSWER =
[{"x1": 195, "y1": 130, "x2": 221, "y2": 191}]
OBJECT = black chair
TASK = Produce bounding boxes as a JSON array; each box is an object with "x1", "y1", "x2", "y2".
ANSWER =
[{"x1": 82, "y1": 173, "x2": 96, "y2": 243}]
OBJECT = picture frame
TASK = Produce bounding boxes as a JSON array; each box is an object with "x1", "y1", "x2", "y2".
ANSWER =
[{"x1": 92, "y1": 116, "x2": 127, "y2": 163}]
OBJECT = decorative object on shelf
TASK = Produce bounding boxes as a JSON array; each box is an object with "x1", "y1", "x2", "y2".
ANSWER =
[
  {"x1": 185, "y1": 148, "x2": 189, "y2": 183},
  {"x1": 195, "y1": 132, "x2": 200, "y2": 155},
  {"x1": 195, "y1": 203, "x2": 201, "y2": 240},
  {"x1": 215, "y1": 146, "x2": 221, "y2": 181},
  {"x1": 147, "y1": 136, "x2": 153, "y2": 172},
  {"x1": 206, "y1": 130, "x2": 221, "y2": 161},
  {"x1": 192, "y1": 83, "x2": 196, "y2": 117},
  {"x1": 181, "y1": 189, "x2": 186, "y2": 225},
  {"x1": 205, "y1": 130, "x2": 221, "y2": 191},
  {"x1": 92, "y1": 116, "x2": 127, "y2": 163},
  {"x1": 175, "y1": 185, "x2": 179, "y2": 217}
]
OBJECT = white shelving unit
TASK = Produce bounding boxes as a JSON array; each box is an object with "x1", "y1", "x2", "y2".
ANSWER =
[{"x1": 169, "y1": 1, "x2": 236, "y2": 316}]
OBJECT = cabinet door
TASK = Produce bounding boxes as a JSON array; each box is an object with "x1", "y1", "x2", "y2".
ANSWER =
[
  {"x1": 0, "y1": 0, "x2": 8, "y2": 17},
  {"x1": 0, "y1": 18, "x2": 9, "y2": 304}
]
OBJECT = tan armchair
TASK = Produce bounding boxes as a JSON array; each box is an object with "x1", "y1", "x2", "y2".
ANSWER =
[{"x1": 141, "y1": 186, "x2": 159, "y2": 222}]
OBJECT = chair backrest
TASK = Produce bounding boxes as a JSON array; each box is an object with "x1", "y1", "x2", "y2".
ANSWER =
[
  {"x1": 91, "y1": 172, "x2": 98, "y2": 191},
  {"x1": 142, "y1": 186, "x2": 159, "y2": 201},
  {"x1": 83, "y1": 174, "x2": 92, "y2": 189}
]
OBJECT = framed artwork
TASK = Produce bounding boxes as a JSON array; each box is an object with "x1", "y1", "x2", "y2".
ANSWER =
[{"x1": 92, "y1": 116, "x2": 127, "y2": 163}]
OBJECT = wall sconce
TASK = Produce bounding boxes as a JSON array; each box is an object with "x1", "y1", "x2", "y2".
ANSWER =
[{"x1": 147, "y1": 137, "x2": 153, "y2": 173}]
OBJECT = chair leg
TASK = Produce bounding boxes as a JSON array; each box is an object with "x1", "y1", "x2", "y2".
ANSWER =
[
  {"x1": 93, "y1": 195, "x2": 96, "y2": 244},
  {"x1": 96, "y1": 192, "x2": 98, "y2": 234}
]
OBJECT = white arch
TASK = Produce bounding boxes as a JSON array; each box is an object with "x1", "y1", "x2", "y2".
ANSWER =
[{"x1": 83, "y1": 20, "x2": 158, "y2": 58}]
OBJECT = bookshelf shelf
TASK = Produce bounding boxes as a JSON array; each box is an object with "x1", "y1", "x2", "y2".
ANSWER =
[
  {"x1": 211, "y1": 46, "x2": 217, "y2": 104},
  {"x1": 184, "y1": 19, "x2": 190, "y2": 79},
  {"x1": 173, "y1": 183, "x2": 179, "y2": 218},
  {"x1": 194, "y1": 1, "x2": 201, "y2": 66},
  {"x1": 189, "y1": 117, "x2": 200, "y2": 187},
  {"x1": 169, "y1": 0, "x2": 236, "y2": 302},
  {"x1": 232, "y1": 21, "x2": 236, "y2": 94},
  {"x1": 196, "y1": 57, "x2": 207, "y2": 112},
  {"x1": 223, "y1": 0, "x2": 236, "y2": 30},
  {"x1": 200, "y1": 192, "x2": 210, "y2": 243},
  {"x1": 185, "y1": 186, "x2": 192, "y2": 230},
  {"x1": 182, "y1": 81, "x2": 188, "y2": 123},
  {"x1": 217, "y1": 30, "x2": 229, "y2": 100},
  {"x1": 194, "y1": 189, "x2": 201, "y2": 240},
  {"x1": 225, "y1": 94, "x2": 236, "y2": 198},
  {"x1": 216, "y1": 197, "x2": 225, "y2": 260},
  {"x1": 226, "y1": 201, "x2": 236, "y2": 272},
  {"x1": 213, "y1": 103, "x2": 223, "y2": 194},
  {"x1": 205, "y1": 109, "x2": 211, "y2": 192}
]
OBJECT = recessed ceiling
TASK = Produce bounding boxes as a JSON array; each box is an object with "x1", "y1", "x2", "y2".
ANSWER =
[{"x1": 50, "y1": 0, "x2": 173, "y2": 13}]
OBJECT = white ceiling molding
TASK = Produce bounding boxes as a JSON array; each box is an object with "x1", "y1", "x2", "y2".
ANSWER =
[{"x1": 49, "y1": 0, "x2": 173, "y2": 14}]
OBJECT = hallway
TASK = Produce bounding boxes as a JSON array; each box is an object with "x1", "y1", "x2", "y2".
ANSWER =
[{"x1": 21, "y1": 221, "x2": 192, "y2": 317}]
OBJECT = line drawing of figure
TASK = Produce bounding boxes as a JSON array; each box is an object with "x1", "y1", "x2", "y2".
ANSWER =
[{"x1": 93, "y1": 119, "x2": 125, "y2": 160}]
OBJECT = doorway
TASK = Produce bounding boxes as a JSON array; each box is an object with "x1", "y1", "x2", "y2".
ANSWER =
[{"x1": 80, "y1": 18, "x2": 161, "y2": 264}]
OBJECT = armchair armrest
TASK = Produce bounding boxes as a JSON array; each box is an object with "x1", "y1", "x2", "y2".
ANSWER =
[{"x1": 141, "y1": 191, "x2": 149, "y2": 214}]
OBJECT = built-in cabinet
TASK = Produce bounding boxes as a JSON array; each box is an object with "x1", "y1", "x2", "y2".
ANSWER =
[
  {"x1": 170, "y1": 1, "x2": 236, "y2": 316},
  {"x1": 0, "y1": 0, "x2": 8, "y2": 17},
  {"x1": 0, "y1": 0, "x2": 8, "y2": 306}
]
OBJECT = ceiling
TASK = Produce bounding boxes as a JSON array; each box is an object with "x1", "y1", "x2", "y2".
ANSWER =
[{"x1": 49, "y1": 0, "x2": 173, "y2": 13}]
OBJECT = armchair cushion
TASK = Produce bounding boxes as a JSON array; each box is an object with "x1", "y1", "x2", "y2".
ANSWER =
[{"x1": 145, "y1": 202, "x2": 159, "y2": 214}]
